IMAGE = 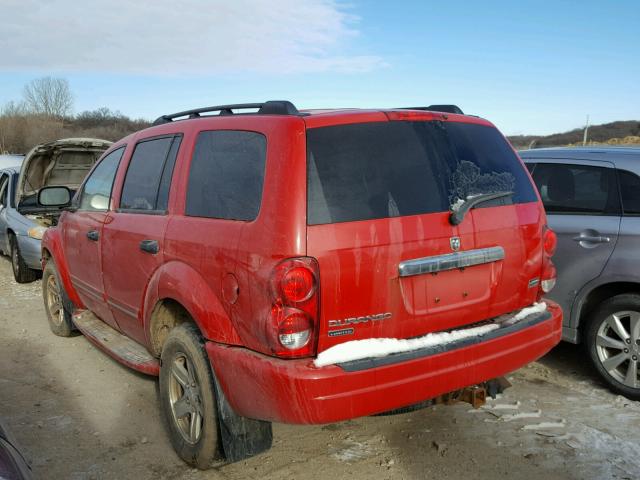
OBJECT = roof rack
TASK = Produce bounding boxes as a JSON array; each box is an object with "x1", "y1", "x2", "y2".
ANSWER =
[
  {"x1": 400, "y1": 105, "x2": 464, "y2": 115},
  {"x1": 153, "y1": 100, "x2": 300, "y2": 126}
]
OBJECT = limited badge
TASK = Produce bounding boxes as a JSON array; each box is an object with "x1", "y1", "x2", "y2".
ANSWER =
[{"x1": 450, "y1": 236, "x2": 461, "y2": 251}]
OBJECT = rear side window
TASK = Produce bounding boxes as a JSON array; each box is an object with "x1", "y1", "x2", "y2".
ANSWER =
[
  {"x1": 120, "y1": 135, "x2": 181, "y2": 212},
  {"x1": 186, "y1": 131, "x2": 267, "y2": 221},
  {"x1": 307, "y1": 121, "x2": 537, "y2": 225},
  {"x1": 79, "y1": 147, "x2": 125, "y2": 211},
  {"x1": 618, "y1": 170, "x2": 640, "y2": 215},
  {"x1": 530, "y1": 163, "x2": 620, "y2": 215}
]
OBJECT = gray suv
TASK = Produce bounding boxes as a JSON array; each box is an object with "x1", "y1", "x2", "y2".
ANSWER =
[{"x1": 521, "y1": 147, "x2": 640, "y2": 398}]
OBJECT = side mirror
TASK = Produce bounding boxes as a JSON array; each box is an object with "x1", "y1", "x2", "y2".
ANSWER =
[{"x1": 38, "y1": 186, "x2": 72, "y2": 207}]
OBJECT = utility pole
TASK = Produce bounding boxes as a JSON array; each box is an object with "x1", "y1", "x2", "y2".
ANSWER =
[{"x1": 583, "y1": 114, "x2": 590, "y2": 146}]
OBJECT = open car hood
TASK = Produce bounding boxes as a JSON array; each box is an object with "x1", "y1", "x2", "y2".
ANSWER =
[{"x1": 16, "y1": 138, "x2": 112, "y2": 208}]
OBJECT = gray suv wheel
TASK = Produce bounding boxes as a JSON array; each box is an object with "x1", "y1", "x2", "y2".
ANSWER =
[{"x1": 586, "y1": 294, "x2": 640, "y2": 399}]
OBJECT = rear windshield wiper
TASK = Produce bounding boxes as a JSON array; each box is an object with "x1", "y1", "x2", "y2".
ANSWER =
[{"x1": 449, "y1": 191, "x2": 514, "y2": 225}]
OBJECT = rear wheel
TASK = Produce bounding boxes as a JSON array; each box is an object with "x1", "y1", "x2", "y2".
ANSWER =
[
  {"x1": 585, "y1": 294, "x2": 640, "y2": 400},
  {"x1": 42, "y1": 260, "x2": 74, "y2": 337},
  {"x1": 159, "y1": 323, "x2": 223, "y2": 469},
  {"x1": 10, "y1": 234, "x2": 37, "y2": 283}
]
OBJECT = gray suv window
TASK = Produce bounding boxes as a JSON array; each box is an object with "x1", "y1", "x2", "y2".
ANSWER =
[
  {"x1": 618, "y1": 170, "x2": 640, "y2": 215},
  {"x1": 530, "y1": 163, "x2": 620, "y2": 215}
]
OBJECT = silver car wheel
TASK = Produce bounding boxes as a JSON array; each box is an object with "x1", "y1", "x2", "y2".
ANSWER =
[
  {"x1": 46, "y1": 274, "x2": 64, "y2": 326},
  {"x1": 595, "y1": 310, "x2": 640, "y2": 389},
  {"x1": 168, "y1": 353, "x2": 203, "y2": 444}
]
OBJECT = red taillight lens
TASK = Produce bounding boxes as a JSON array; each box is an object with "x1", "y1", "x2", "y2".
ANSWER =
[
  {"x1": 268, "y1": 258, "x2": 320, "y2": 358},
  {"x1": 543, "y1": 228, "x2": 557, "y2": 257},
  {"x1": 281, "y1": 266, "x2": 315, "y2": 303},
  {"x1": 538, "y1": 227, "x2": 557, "y2": 299}
]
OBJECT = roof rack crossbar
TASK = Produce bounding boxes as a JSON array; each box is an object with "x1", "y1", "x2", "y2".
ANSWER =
[
  {"x1": 153, "y1": 100, "x2": 300, "y2": 126},
  {"x1": 399, "y1": 105, "x2": 464, "y2": 115}
]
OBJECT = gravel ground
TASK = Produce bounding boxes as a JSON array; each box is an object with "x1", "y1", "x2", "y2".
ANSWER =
[{"x1": 1, "y1": 255, "x2": 639, "y2": 480}]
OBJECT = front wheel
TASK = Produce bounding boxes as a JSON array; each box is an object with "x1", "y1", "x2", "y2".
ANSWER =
[
  {"x1": 159, "y1": 323, "x2": 223, "y2": 469},
  {"x1": 10, "y1": 235, "x2": 37, "y2": 283},
  {"x1": 42, "y1": 260, "x2": 75, "y2": 337},
  {"x1": 585, "y1": 294, "x2": 640, "y2": 400}
]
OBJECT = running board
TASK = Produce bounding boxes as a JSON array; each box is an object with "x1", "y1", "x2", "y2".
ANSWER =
[{"x1": 73, "y1": 310, "x2": 160, "y2": 376}]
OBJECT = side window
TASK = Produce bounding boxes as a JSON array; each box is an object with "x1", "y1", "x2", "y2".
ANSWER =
[
  {"x1": 119, "y1": 136, "x2": 181, "y2": 212},
  {"x1": 79, "y1": 147, "x2": 125, "y2": 211},
  {"x1": 186, "y1": 131, "x2": 267, "y2": 221},
  {"x1": 530, "y1": 163, "x2": 620, "y2": 215},
  {"x1": 0, "y1": 174, "x2": 8, "y2": 208},
  {"x1": 618, "y1": 170, "x2": 640, "y2": 215}
]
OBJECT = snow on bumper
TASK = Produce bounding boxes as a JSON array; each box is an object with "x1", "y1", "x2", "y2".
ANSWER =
[
  {"x1": 206, "y1": 301, "x2": 562, "y2": 425},
  {"x1": 314, "y1": 302, "x2": 548, "y2": 367}
]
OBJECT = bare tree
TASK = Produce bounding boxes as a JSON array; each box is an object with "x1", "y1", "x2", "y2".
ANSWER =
[{"x1": 22, "y1": 77, "x2": 73, "y2": 118}]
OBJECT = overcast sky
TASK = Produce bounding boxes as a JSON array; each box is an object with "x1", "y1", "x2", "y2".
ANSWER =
[{"x1": 0, "y1": 0, "x2": 638, "y2": 135}]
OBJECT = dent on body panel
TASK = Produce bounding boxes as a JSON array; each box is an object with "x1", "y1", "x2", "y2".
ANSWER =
[{"x1": 152, "y1": 260, "x2": 242, "y2": 345}]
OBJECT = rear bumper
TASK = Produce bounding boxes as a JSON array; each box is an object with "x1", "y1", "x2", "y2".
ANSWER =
[{"x1": 206, "y1": 300, "x2": 562, "y2": 424}]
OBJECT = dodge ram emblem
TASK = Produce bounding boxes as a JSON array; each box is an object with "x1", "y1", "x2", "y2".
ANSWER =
[{"x1": 450, "y1": 236, "x2": 461, "y2": 251}]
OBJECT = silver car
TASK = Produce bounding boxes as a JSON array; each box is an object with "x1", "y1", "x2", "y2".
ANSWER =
[
  {"x1": 0, "y1": 138, "x2": 111, "y2": 282},
  {"x1": 521, "y1": 147, "x2": 640, "y2": 398}
]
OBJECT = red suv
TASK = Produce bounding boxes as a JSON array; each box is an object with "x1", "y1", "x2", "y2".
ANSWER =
[{"x1": 39, "y1": 101, "x2": 562, "y2": 469}]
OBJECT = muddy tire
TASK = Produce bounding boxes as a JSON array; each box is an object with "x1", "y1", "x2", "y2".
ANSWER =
[
  {"x1": 159, "y1": 323, "x2": 224, "y2": 469},
  {"x1": 42, "y1": 260, "x2": 74, "y2": 337},
  {"x1": 585, "y1": 294, "x2": 640, "y2": 400},
  {"x1": 10, "y1": 235, "x2": 37, "y2": 284}
]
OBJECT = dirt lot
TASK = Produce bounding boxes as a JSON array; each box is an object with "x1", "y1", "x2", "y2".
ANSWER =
[{"x1": 1, "y1": 256, "x2": 639, "y2": 480}]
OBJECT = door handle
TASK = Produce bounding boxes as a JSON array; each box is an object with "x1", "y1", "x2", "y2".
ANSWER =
[
  {"x1": 86, "y1": 230, "x2": 99, "y2": 241},
  {"x1": 139, "y1": 239, "x2": 159, "y2": 254},
  {"x1": 572, "y1": 235, "x2": 611, "y2": 244}
]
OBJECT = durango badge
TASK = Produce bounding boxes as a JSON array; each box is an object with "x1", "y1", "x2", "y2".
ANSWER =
[
  {"x1": 328, "y1": 312, "x2": 392, "y2": 328},
  {"x1": 450, "y1": 236, "x2": 461, "y2": 251}
]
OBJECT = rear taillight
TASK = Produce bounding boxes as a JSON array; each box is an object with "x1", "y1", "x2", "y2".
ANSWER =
[
  {"x1": 540, "y1": 262, "x2": 557, "y2": 293},
  {"x1": 268, "y1": 258, "x2": 319, "y2": 358},
  {"x1": 543, "y1": 228, "x2": 557, "y2": 257},
  {"x1": 280, "y1": 266, "x2": 316, "y2": 302},
  {"x1": 539, "y1": 226, "x2": 557, "y2": 299}
]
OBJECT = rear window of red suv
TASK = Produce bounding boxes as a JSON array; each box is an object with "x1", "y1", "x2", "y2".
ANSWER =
[{"x1": 306, "y1": 120, "x2": 537, "y2": 225}]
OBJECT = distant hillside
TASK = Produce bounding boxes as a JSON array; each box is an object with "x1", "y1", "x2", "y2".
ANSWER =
[{"x1": 508, "y1": 120, "x2": 640, "y2": 149}]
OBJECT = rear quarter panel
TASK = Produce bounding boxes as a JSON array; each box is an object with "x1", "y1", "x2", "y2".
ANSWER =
[{"x1": 157, "y1": 116, "x2": 308, "y2": 353}]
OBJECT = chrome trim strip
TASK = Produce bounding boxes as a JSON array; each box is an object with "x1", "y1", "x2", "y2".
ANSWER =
[{"x1": 398, "y1": 246, "x2": 505, "y2": 277}]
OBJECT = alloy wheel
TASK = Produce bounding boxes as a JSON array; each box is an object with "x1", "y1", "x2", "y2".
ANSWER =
[
  {"x1": 168, "y1": 353, "x2": 204, "y2": 444},
  {"x1": 46, "y1": 274, "x2": 64, "y2": 326},
  {"x1": 595, "y1": 310, "x2": 640, "y2": 389}
]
